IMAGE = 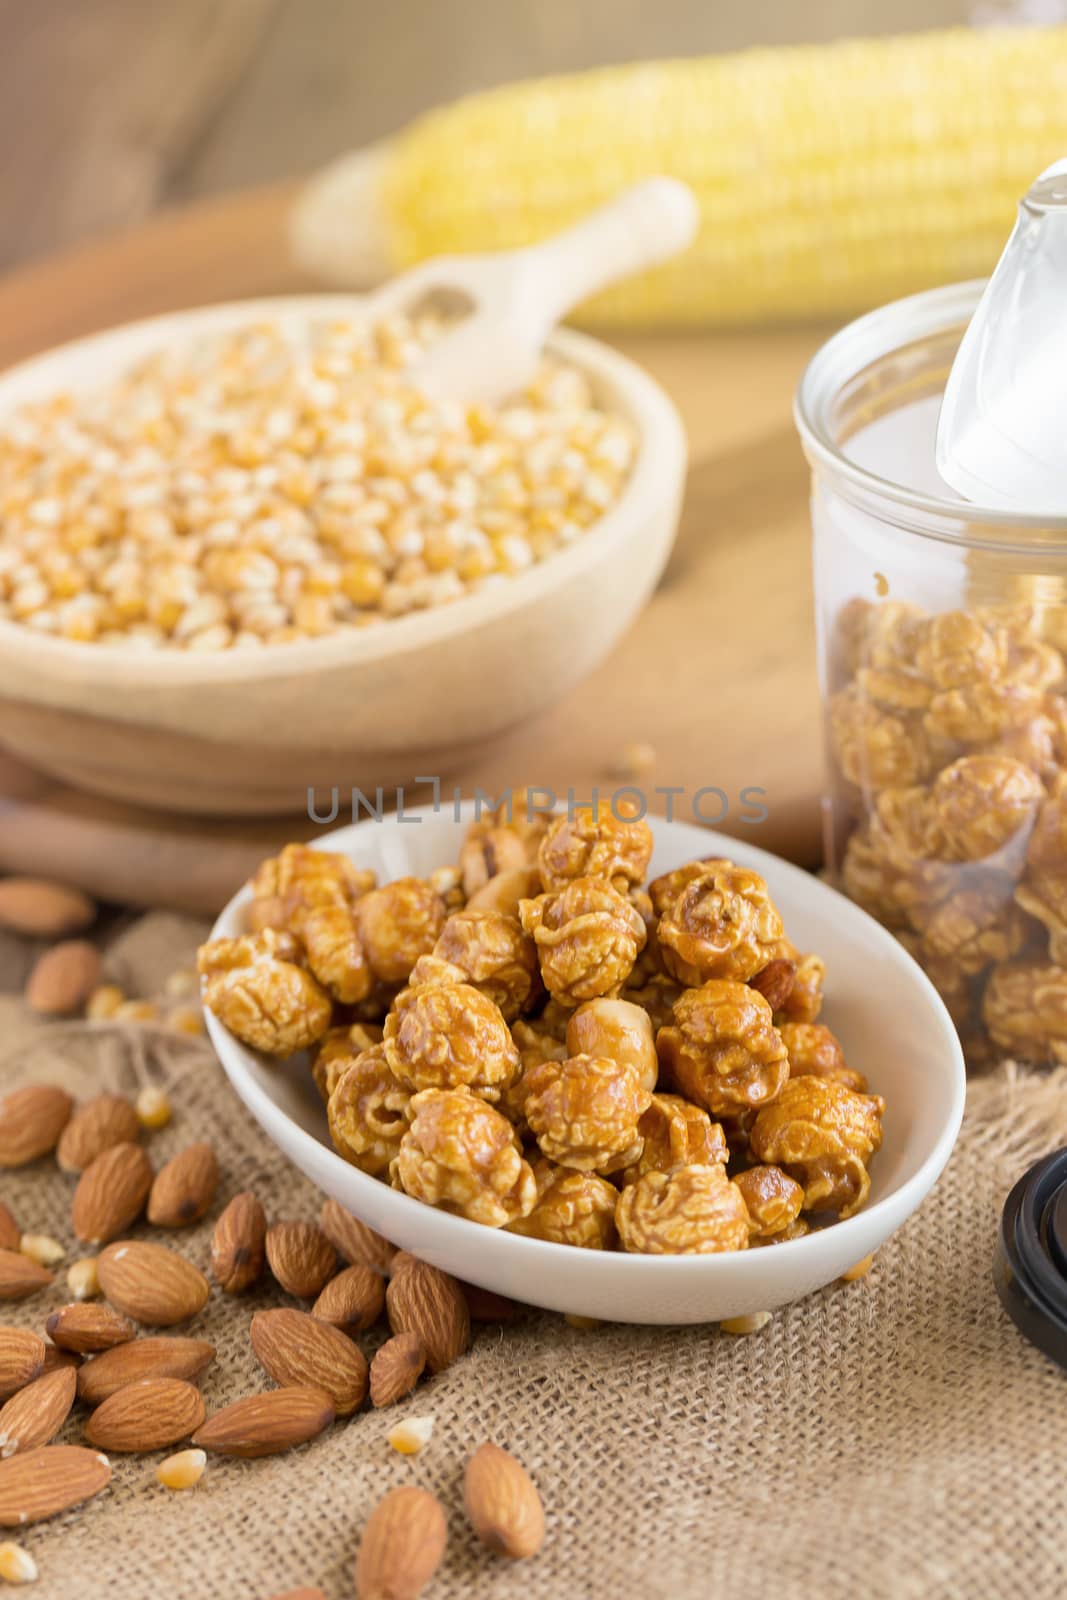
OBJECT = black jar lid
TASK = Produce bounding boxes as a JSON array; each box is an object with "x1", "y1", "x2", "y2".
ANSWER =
[{"x1": 994, "y1": 1146, "x2": 1067, "y2": 1372}]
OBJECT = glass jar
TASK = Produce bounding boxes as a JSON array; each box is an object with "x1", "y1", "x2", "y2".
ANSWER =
[{"x1": 796, "y1": 281, "x2": 1067, "y2": 1068}]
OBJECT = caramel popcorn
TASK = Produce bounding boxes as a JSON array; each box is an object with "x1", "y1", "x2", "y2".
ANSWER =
[
  {"x1": 198, "y1": 929, "x2": 332, "y2": 1054},
  {"x1": 750, "y1": 1076, "x2": 885, "y2": 1218},
  {"x1": 828, "y1": 686, "x2": 934, "y2": 791},
  {"x1": 383, "y1": 980, "x2": 519, "y2": 1101},
  {"x1": 302, "y1": 903, "x2": 374, "y2": 1004},
  {"x1": 838, "y1": 598, "x2": 925, "y2": 678},
  {"x1": 564, "y1": 998, "x2": 659, "y2": 1093},
  {"x1": 773, "y1": 942, "x2": 825, "y2": 1024},
  {"x1": 354, "y1": 877, "x2": 446, "y2": 983},
  {"x1": 523, "y1": 1053, "x2": 651, "y2": 1174},
  {"x1": 925, "y1": 682, "x2": 1044, "y2": 745},
  {"x1": 507, "y1": 1157, "x2": 618, "y2": 1249},
  {"x1": 656, "y1": 864, "x2": 784, "y2": 987},
  {"x1": 519, "y1": 877, "x2": 647, "y2": 1005},
  {"x1": 647, "y1": 857, "x2": 729, "y2": 918},
  {"x1": 310, "y1": 1024, "x2": 382, "y2": 1101},
  {"x1": 537, "y1": 802, "x2": 654, "y2": 893},
  {"x1": 616, "y1": 1093, "x2": 728, "y2": 1187},
  {"x1": 501, "y1": 1019, "x2": 568, "y2": 1131},
  {"x1": 251, "y1": 843, "x2": 375, "y2": 936},
  {"x1": 393, "y1": 1088, "x2": 536, "y2": 1227},
  {"x1": 328, "y1": 1044, "x2": 411, "y2": 1178},
  {"x1": 778, "y1": 1022, "x2": 868, "y2": 1093},
  {"x1": 657, "y1": 981, "x2": 789, "y2": 1118},
  {"x1": 982, "y1": 961, "x2": 1067, "y2": 1064},
  {"x1": 430, "y1": 908, "x2": 540, "y2": 1020},
  {"x1": 615, "y1": 1164, "x2": 750, "y2": 1255},
  {"x1": 733, "y1": 1164, "x2": 805, "y2": 1241},
  {"x1": 930, "y1": 756, "x2": 1044, "y2": 862},
  {"x1": 620, "y1": 975, "x2": 685, "y2": 1031}
]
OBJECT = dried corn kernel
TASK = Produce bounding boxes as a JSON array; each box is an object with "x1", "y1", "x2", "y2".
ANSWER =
[
  {"x1": 163, "y1": 968, "x2": 198, "y2": 999},
  {"x1": 0, "y1": 1542, "x2": 38, "y2": 1584},
  {"x1": 66, "y1": 1257, "x2": 100, "y2": 1301},
  {"x1": 86, "y1": 983, "x2": 125, "y2": 1020},
  {"x1": 19, "y1": 1235, "x2": 64, "y2": 1269},
  {"x1": 841, "y1": 1254, "x2": 875, "y2": 1282},
  {"x1": 136, "y1": 1086, "x2": 172, "y2": 1130},
  {"x1": 564, "y1": 1313, "x2": 603, "y2": 1331},
  {"x1": 156, "y1": 1448, "x2": 207, "y2": 1491},
  {"x1": 166, "y1": 1005, "x2": 205, "y2": 1037},
  {"x1": 720, "y1": 1311, "x2": 772, "y2": 1335},
  {"x1": 386, "y1": 1415, "x2": 434, "y2": 1455},
  {"x1": 115, "y1": 999, "x2": 160, "y2": 1024}
]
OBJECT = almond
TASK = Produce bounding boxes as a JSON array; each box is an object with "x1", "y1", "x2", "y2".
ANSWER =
[
  {"x1": 0, "y1": 878, "x2": 95, "y2": 938},
  {"x1": 0, "y1": 1206, "x2": 18, "y2": 1254},
  {"x1": 25, "y1": 939, "x2": 102, "y2": 1017},
  {"x1": 748, "y1": 958, "x2": 797, "y2": 1012},
  {"x1": 45, "y1": 1303, "x2": 136, "y2": 1355},
  {"x1": 192, "y1": 1388, "x2": 335, "y2": 1458},
  {"x1": 265, "y1": 1222, "x2": 336, "y2": 1299},
  {"x1": 459, "y1": 1281, "x2": 521, "y2": 1323},
  {"x1": 250, "y1": 1308, "x2": 368, "y2": 1418},
  {"x1": 84, "y1": 1378, "x2": 206, "y2": 1454},
  {"x1": 319, "y1": 1198, "x2": 396, "y2": 1276},
  {"x1": 97, "y1": 1241, "x2": 210, "y2": 1327},
  {"x1": 0, "y1": 1251, "x2": 53, "y2": 1303},
  {"x1": 56, "y1": 1094, "x2": 140, "y2": 1175},
  {"x1": 0, "y1": 1086, "x2": 73, "y2": 1168},
  {"x1": 463, "y1": 1441, "x2": 545, "y2": 1560},
  {"x1": 0, "y1": 1444, "x2": 111, "y2": 1526},
  {"x1": 77, "y1": 1336, "x2": 215, "y2": 1406},
  {"x1": 369, "y1": 1333, "x2": 425, "y2": 1408},
  {"x1": 385, "y1": 1258, "x2": 470, "y2": 1374},
  {"x1": 38, "y1": 1347, "x2": 80, "y2": 1379},
  {"x1": 210, "y1": 1191, "x2": 266, "y2": 1294},
  {"x1": 355, "y1": 1486, "x2": 447, "y2": 1600},
  {"x1": 0, "y1": 1368, "x2": 77, "y2": 1456},
  {"x1": 147, "y1": 1142, "x2": 218, "y2": 1229},
  {"x1": 312, "y1": 1264, "x2": 384, "y2": 1334},
  {"x1": 0, "y1": 1331, "x2": 45, "y2": 1400},
  {"x1": 71, "y1": 1141, "x2": 153, "y2": 1245}
]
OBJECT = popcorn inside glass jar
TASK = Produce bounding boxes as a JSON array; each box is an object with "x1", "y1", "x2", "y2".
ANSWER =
[{"x1": 0, "y1": 314, "x2": 637, "y2": 650}]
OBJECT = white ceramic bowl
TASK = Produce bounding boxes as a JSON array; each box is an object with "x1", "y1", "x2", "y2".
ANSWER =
[
  {"x1": 205, "y1": 808, "x2": 965, "y2": 1324},
  {"x1": 0, "y1": 297, "x2": 685, "y2": 813}
]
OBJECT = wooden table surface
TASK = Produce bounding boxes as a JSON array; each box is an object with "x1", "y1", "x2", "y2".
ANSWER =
[{"x1": 0, "y1": 185, "x2": 834, "y2": 909}]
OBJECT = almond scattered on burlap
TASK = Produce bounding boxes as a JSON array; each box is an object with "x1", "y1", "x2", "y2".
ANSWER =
[
  {"x1": 0, "y1": 1086, "x2": 73, "y2": 1169},
  {"x1": 0, "y1": 1367, "x2": 77, "y2": 1456},
  {"x1": 56, "y1": 1094, "x2": 140, "y2": 1175},
  {"x1": 312, "y1": 1263, "x2": 384, "y2": 1334},
  {"x1": 0, "y1": 1251, "x2": 53, "y2": 1303},
  {"x1": 25, "y1": 940, "x2": 102, "y2": 1017},
  {"x1": 77, "y1": 1336, "x2": 216, "y2": 1406},
  {"x1": 84, "y1": 1378, "x2": 206, "y2": 1454},
  {"x1": 147, "y1": 1142, "x2": 219, "y2": 1228},
  {"x1": 0, "y1": 1444, "x2": 111, "y2": 1527},
  {"x1": 319, "y1": 1199, "x2": 396, "y2": 1276},
  {"x1": 97, "y1": 1241, "x2": 210, "y2": 1327},
  {"x1": 265, "y1": 1222, "x2": 336, "y2": 1299},
  {"x1": 355, "y1": 1485, "x2": 447, "y2": 1600},
  {"x1": 192, "y1": 1388, "x2": 335, "y2": 1458},
  {"x1": 210, "y1": 1191, "x2": 266, "y2": 1294},
  {"x1": 250, "y1": 1308, "x2": 368, "y2": 1417},
  {"x1": 369, "y1": 1333, "x2": 425, "y2": 1408},
  {"x1": 45, "y1": 1303, "x2": 136, "y2": 1355},
  {"x1": 464, "y1": 1441, "x2": 546, "y2": 1560},
  {"x1": 0, "y1": 1331, "x2": 46, "y2": 1400},
  {"x1": 0, "y1": 878, "x2": 95, "y2": 938},
  {"x1": 38, "y1": 1347, "x2": 80, "y2": 1379},
  {"x1": 385, "y1": 1257, "x2": 470, "y2": 1374},
  {"x1": 71, "y1": 1142, "x2": 153, "y2": 1245}
]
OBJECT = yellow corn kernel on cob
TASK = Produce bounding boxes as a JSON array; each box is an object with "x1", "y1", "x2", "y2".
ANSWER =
[{"x1": 294, "y1": 26, "x2": 1067, "y2": 327}]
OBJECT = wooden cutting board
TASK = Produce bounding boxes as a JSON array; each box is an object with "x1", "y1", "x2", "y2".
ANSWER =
[{"x1": 0, "y1": 184, "x2": 832, "y2": 914}]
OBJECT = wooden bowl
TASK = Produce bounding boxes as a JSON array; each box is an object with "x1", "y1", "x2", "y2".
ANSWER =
[{"x1": 0, "y1": 297, "x2": 686, "y2": 814}]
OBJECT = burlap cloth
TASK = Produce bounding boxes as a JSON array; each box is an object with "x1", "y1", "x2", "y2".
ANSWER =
[{"x1": 1, "y1": 913, "x2": 1066, "y2": 1600}]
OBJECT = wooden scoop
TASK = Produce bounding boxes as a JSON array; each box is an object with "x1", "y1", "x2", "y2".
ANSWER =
[{"x1": 360, "y1": 178, "x2": 699, "y2": 407}]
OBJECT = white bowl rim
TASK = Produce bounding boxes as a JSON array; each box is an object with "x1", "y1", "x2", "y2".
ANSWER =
[
  {"x1": 0, "y1": 294, "x2": 686, "y2": 684},
  {"x1": 205, "y1": 805, "x2": 967, "y2": 1280}
]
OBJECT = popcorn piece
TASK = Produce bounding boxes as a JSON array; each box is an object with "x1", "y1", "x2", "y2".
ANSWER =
[
  {"x1": 733, "y1": 1164, "x2": 804, "y2": 1241},
  {"x1": 393, "y1": 1088, "x2": 536, "y2": 1227},
  {"x1": 828, "y1": 687, "x2": 935, "y2": 790},
  {"x1": 197, "y1": 929, "x2": 332, "y2": 1054},
  {"x1": 429, "y1": 908, "x2": 540, "y2": 1020},
  {"x1": 537, "y1": 801, "x2": 653, "y2": 892},
  {"x1": 383, "y1": 981, "x2": 519, "y2": 1101},
  {"x1": 328, "y1": 1044, "x2": 411, "y2": 1178},
  {"x1": 519, "y1": 877, "x2": 647, "y2": 1005},
  {"x1": 750, "y1": 1075, "x2": 885, "y2": 1218},
  {"x1": 616, "y1": 1093, "x2": 727, "y2": 1187},
  {"x1": 930, "y1": 755, "x2": 1044, "y2": 862},
  {"x1": 302, "y1": 903, "x2": 373, "y2": 1004},
  {"x1": 616, "y1": 1164, "x2": 750, "y2": 1255},
  {"x1": 656, "y1": 864, "x2": 784, "y2": 986},
  {"x1": 355, "y1": 877, "x2": 446, "y2": 983},
  {"x1": 778, "y1": 1021, "x2": 869, "y2": 1093},
  {"x1": 506, "y1": 1158, "x2": 618, "y2": 1249},
  {"x1": 523, "y1": 1053, "x2": 651, "y2": 1174},
  {"x1": 982, "y1": 960, "x2": 1067, "y2": 1064},
  {"x1": 657, "y1": 981, "x2": 789, "y2": 1119}
]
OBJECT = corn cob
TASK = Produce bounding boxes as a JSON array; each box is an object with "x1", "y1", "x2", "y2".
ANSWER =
[{"x1": 293, "y1": 26, "x2": 1067, "y2": 327}]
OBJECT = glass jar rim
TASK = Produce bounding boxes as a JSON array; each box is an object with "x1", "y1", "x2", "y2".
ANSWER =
[{"x1": 793, "y1": 279, "x2": 1067, "y2": 548}]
